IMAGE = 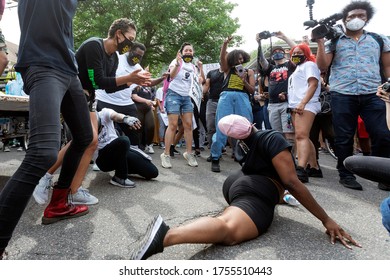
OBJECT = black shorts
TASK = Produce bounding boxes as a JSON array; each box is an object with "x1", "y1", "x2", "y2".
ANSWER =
[{"x1": 222, "y1": 170, "x2": 280, "y2": 234}]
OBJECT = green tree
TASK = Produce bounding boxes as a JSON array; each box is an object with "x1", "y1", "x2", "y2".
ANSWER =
[{"x1": 74, "y1": 0, "x2": 242, "y2": 74}]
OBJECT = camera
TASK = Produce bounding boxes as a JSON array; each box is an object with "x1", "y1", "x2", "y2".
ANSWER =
[
  {"x1": 258, "y1": 31, "x2": 276, "y2": 40},
  {"x1": 304, "y1": 12, "x2": 344, "y2": 40},
  {"x1": 382, "y1": 80, "x2": 390, "y2": 93}
]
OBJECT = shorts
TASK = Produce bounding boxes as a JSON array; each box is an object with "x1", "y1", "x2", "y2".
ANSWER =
[
  {"x1": 164, "y1": 89, "x2": 193, "y2": 115},
  {"x1": 0, "y1": 28, "x2": 8, "y2": 54},
  {"x1": 222, "y1": 170, "x2": 280, "y2": 234},
  {"x1": 289, "y1": 101, "x2": 321, "y2": 115},
  {"x1": 357, "y1": 116, "x2": 369, "y2": 138}
]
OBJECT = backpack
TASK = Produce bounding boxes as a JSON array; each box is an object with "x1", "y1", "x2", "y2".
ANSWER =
[{"x1": 324, "y1": 32, "x2": 385, "y2": 85}]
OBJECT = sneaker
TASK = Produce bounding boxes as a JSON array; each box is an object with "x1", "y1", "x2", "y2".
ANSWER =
[
  {"x1": 71, "y1": 187, "x2": 99, "y2": 205},
  {"x1": 130, "y1": 145, "x2": 152, "y2": 161},
  {"x1": 339, "y1": 177, "x2": 363, "y2": 190},
  {"x1": 160, "y1": 152, "x2": 172, "y2": 168},
  {"x1": 169, "y1": 144, "x2": 180, "y2": 157},
  {"x1": 211, "y1": 159, "x2": 220, "y2": 172},
  {"x1": 92, "y1": 163, "x2": 100, "y2": 171},
  {"x1": 130, "y1": 215, "x2": 170, "y2": 260},
  {"x1": 3, "y1": 146, "x2": 10, "y2": 152},
  {"x1": 109, "y1": 176, "x2": 136, "y2": 188},
  {"x1": 306, "y1": 164, "x2": 323, "y2": 178},
  {"x1": 33, "y1": 173, "x2": 54, "y2": 204},
  {"x1": 296, "y1": 166, "x2": 309, "y2": 183},
  {"x1": 378, "y1": 182, "x2": 390, "y2": 191},
  {"x1": 206, "y1": 155, "x2": 212, "y2": 162},
  {"x1": 159, "y1": 142, "x2": 165, "y2": 149},
  {"x1": 183, "y1": 152, "x2": 198, "y2": 167},
  {"x1": 145, "y1": 144, "x2": 155, "y2": 154}
]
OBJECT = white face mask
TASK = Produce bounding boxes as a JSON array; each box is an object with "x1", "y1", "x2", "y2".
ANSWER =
[{"x1": 346, "y1": 18, "x2": 366, "y2": 31}]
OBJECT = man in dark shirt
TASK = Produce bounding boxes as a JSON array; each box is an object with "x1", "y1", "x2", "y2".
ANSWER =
[
  {"x1": 257, "y1": 32, "x2": 296, "y2": 147},
  {"x1": 203, "y1": 66, "x2": 224, "y2": 149},
  {"x1": 0, "y1": 0, "x2": 93, "y2": 259}
]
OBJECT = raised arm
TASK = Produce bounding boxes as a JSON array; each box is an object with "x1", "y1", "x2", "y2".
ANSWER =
[
  {"x1": 220, "y1": 36, "x2": 232, "y2": 73},
  {"x1": 256, "y1": 34, "x2": 269, "y2": 71},
  {"x1": 314, "y1": 38, "x2": 334, "y2": 72}
]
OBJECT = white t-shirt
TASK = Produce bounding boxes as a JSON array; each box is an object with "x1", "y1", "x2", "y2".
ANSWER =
[
  {"x1": 168, "y1": 59, "x2": 195, "y2": 97},
  {"x1": 155, "y1": 87, "x2": 164, "y2": 101},
  {"x1": 95, "y1": 52, "x2": 142, "y2": 106},
  {"x1": 287, "y1": 61, "x2": 321, "y2": 108},
  {"x1": 97, "y1": 108, "x2": 118, "y2": 150}
]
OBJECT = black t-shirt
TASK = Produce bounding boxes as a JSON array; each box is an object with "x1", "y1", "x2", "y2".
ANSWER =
[
  {"x1": 15, "y1": 0, "x2": 79, "y2": 75},
  {"x1": 206, "y1": 69, "x2": 224, "y2": 100},
  {"x1": 241, "y1": 130, "x2": 292, "y2": 181},
  {"x1": 266, "y1": 61, "x2": 295, "y2": 103},
  {"x1": 75, "y1": 37, "x2": 127, "y2": 93}
]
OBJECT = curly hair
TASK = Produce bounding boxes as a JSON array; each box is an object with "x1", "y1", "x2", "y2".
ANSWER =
[
  {"x1": 342, "y1": 0, "x2": 375, "y2": 22},
  {"x1": 179, "y1": 42, "x2": 193, "y2": 54},
  {"x1": 108, "y1": 18, "x2": 137, "y2": 38},
  {"x1": 290, "y1": 44, "x2": 316, "y2": 62},
  {"x1": 226, "y1": 50, "x2": 251, "y2": 68},
  {"x1": 131, "y1": 42, "x2": 146, "y2": 52}
]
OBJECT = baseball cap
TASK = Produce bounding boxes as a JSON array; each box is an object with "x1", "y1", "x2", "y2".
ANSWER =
[
  {"x1": 271, "y1": 46, "x2": 285, "y2": 53},
  {"x1": 218, "y1": 114, "x2": 253, "y2": 140}
]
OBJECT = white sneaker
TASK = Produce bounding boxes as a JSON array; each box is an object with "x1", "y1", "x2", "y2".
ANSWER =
[
  {"x1": 71, "y1": 187, "x2": 99, "y2": 205},
  {"x1": 183, "y1": 152, "x2": 198, "y2": 167},
  {"x1": 145, "y1": 144, "x2": 155, "y2": 154},
  {"x1": 110, "y1": 176, "x2": 136, "y2": 188},
  {"x1": 33, "y1": 173, "x2": 54, "y2": 204},
  {"x1": 3, "y1": 146, "x2": 10, "y2": 152},
  {"x1": 92, "y1": 163, "x2": 100, "y2": 171},
  {"x1": 160, "y1": 152, "x2": 172, "y2": 168},
  {"x1": 130, "y1": 145, "x2": 152, "y2": 161}
]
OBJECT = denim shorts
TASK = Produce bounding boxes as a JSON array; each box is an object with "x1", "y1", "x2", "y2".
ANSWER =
[{"x1": 164, "y1": 89, "x2": 193, "y2": 115}]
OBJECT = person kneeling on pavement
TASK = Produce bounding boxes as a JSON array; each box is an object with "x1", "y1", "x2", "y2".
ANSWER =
[
  {"x1": 94, "y1": 108, "x2": 159, "y2": 187},
  {"x1": 130, "y1": 114, "x2": 360, "y2": 260}
]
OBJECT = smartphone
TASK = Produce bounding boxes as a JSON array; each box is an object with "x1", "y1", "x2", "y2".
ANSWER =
[{"x1": 235, "y1": 64, "x2": 245, "y2": 77}]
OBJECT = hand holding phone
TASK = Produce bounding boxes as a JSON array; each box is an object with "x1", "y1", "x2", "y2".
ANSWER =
[{"x1": 235, "y1": 64, "x2": 245, "y2": 77}]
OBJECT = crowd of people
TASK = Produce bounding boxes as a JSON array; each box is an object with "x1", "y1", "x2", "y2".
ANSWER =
[{"x1": 0, "y1": 0, "x2": 389, "y2": 260}]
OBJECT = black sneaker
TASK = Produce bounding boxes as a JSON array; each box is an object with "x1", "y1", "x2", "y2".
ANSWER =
[
  {"x1": 306, "y1": 165, "x2": 323, "y2": 178},
  {"x1": 211, "y1": 159, "x2": 220, "y2": 172},
  {"x1": 169, "y1": 145, "x2": 180, "y2": 157},
  {"x1": 207, "y1": 155, "x2": 212, "y2": 162},
  {"x1": 296, "y1": 166, "x2": 309, "y2": 183},
  {"x1": 378, "y1": 182, "x2": 390, "y2": 191},
  {"x1": 130, "y1": 215, "x2": 170, "y2": 260},
  {"x1": 339, "y1": 177, "x2": 363, "y2": 190}
]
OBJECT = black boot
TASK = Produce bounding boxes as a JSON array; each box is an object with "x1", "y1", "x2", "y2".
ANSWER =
[{"x1": 211, "y1": 159, "x2": 220, "y2": 172}]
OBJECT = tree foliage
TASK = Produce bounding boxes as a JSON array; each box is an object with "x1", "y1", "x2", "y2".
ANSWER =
[{"x1": 74, "y1": 0, "x2": 242, "y2": 74}]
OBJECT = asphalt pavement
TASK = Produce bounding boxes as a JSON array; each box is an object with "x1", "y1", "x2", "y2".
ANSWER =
[{"x1": 0, "y1": 144, "x2": 389, "y2": 260}]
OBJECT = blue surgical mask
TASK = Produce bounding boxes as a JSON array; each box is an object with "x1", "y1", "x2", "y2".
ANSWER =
[{"x1": 272, "y1": 52, "x2": 285, "y2": 61}]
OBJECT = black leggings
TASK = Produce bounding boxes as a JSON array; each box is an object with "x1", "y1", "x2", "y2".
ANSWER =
[
  {"x1": 222, "y1": 170, "x2": 280, "y2": 234},
  {"x1": 96, "y1": 136, "x2": 158, "y2": 180},
  {"x1": 0, "y1": 66, "x2": 93, "y2": 250}
]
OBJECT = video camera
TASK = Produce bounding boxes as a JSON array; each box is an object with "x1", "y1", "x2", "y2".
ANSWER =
[
  {"x1": 303, "y1": 0, "x2": 343, "y2": 41},
  {"x1": 258, "y1": 31, "x2": 276, "y2": 40},
  {"x1": 382, "y1": 79, "x2": 390, "y2": 93},
  {"x1": 304, "y1": 13, "x2": 344, "y2": 40}
]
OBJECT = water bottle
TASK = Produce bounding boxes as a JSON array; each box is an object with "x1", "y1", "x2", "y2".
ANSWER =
[{"x1": 283, "y1": 193, "x2": 300, "y2": 206}]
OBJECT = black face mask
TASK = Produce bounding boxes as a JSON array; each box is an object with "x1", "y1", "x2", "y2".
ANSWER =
[
  {"x1": 182, "y1": 54, "x2": 193, "y2": 63},
  {"x1": 127, "y1": 53, "x2": 142, "y2": 66},
  {"x1": 291, "y1": 55, "x2": 306, "y2": 65},
  {"x1": 117, "y1": 32, "x2": 134, "y2": 54}
]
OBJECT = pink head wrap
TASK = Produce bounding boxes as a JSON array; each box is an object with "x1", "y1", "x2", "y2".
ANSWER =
[{"x1": 218, "y1": 114, "x2": 253, "y2": 140}]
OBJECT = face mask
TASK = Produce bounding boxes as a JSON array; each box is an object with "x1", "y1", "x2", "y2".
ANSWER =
[
  {"x1": 182, "y1": 54, "x2": 193, "y2": 63},
  {"x1": 346, "y1": 18, "x2": 366, "y2": 31},
  {"x1": 291, "y1": 55, "x2": 306, "y2": 65},
  {"x1": 117, "y1": 32, "x2": 133, "y2": 54},
  {"x1": 272, "y1": 52, "x2": 285, "y2": 61},
  {"x1": 127, "y1": 53, "x2": 142, "y2": 66}
]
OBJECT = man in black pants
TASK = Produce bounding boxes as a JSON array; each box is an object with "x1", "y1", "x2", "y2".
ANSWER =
[{"x1": 0, "y1": 0, "x2": 93, "y2": 259}]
